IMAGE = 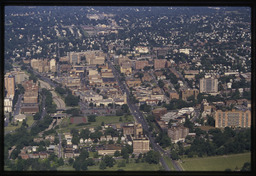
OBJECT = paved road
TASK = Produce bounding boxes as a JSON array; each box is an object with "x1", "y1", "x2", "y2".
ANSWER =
[
  {"x1": 107, "y1": 55, "x2": 175, "y2": 171},
  {"x1": 51, "y1": 90, "x2": 66, "y2": 110}
]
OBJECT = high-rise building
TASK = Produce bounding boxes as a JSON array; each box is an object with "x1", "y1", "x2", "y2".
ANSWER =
[
  {"x1": 215, "y1": 109, "x2": 251, "y2": 128},
  {"x1": 199, "y1": 77, "x2": 218, "y2": 93},
  {"x1": 4, "y1": 74, "x2": 15, "y2": 99}
]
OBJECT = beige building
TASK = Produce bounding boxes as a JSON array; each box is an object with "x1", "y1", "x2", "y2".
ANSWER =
[
  {"x1": 120, "y1": 61, "x2": 132, "y2": 75},
  {"x1": 133, "y1": 138, "x2": 150, "y2": 154},
  {"x1": 168, "y1": 126, "x2": 189, "y2": 143},
  {"x1": 4, "y1": 97, "x2": 13, "y2": 112},
  {"x1": 215, "y1": 109, "x2": 251, "y2": 128},
  {"x1": 181, "y1": 89, "x2": 199, "y2": 101},
  {"x1": 14, "y1": 71, "x2": 29, "y2": 84},
  {"x1": 4, "y1": 74, "x2": 15, "y2": 99},
  {"x1": 50, "y1": 59, "x2": 56, "y2": 72},
  {"x1": 98, "y1": 144, "x2": 122, "y2": 156},
  {"x1": 200, "y1": 78, "x2": 218, "y2": 93}
]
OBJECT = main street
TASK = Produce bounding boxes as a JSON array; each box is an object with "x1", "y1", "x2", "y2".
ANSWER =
[{"x1": 107, "y1": 55, "x2": 182, "y2": 171}]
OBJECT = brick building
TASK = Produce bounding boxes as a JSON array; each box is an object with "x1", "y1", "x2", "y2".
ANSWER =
[
  {"x1": 154, "y1": 59, "x2": 167, "y2": 70},
  {"x1": 152, "y1": 107, "x2": 167, "y2": 120},
  {"x1": 135, "y1": 60, "x2": 149, "y2": 70}
]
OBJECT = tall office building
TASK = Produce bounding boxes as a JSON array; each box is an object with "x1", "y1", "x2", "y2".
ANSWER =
[
  {"x1": 215, "y1": 109, "x2": 251, "y2": 128},
  {"x1": 199, "y1": 77, "x2": 218, "y2": 93},
  {"x1": 4, "y1": 74, "x2": 15, "y2": 99}
]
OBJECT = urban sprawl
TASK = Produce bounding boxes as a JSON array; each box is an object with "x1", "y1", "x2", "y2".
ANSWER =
[{"x1": 4, "y1": 6, "x2": 251, "y2": 171}]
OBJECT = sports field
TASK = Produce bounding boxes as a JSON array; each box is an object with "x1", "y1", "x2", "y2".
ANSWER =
[{"x1": 179, "y1": 152, "x2": 251, "y2": 171}]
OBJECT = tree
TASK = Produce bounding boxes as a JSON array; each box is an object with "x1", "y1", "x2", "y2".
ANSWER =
[
  {"x1": 58, "y1": 158, "x2": 64, "y2": 166},
  {"x1": 99, "y1": 160, "x2": 107, "y2": 170},
  {"x1": 145, "y1": 150, "x2": 160, "y2": 164},
  {"x1": 116, "y1": 109, "x2": 124, "y2": 116},
  {"x1": 88, "y1": 115, "x2": 96, "y2": 122},
  {"x1": 65, "y1": 94, "x2": 79, "y2": 106},
  {"x1": 158, "y1": 80, "x2": 165, "y2": 88},
  {"x1": 206, "y1": 115, "x2": 215, "y2": 127},
  {"x1": 241, "y1": 162, "x2": 251, "y2": 171},
  {"x1": 104, "y1": 155, "x2": 116, "y2": 167},
  {"x1": 68, "y1": 158, "x2": 74, "y2": 165},
  {"x1": 121, "y1": 148, "x2": 129, "y2": 159},
  {"x1": 114, "y1": 150, "x2": 121, "y2": 157},
  {"x1": 33, "y1": 112, "x2": 41, "y2": 120},
  {"x1": 86, "y1": 158, "x2": 95, "y2": 166}
]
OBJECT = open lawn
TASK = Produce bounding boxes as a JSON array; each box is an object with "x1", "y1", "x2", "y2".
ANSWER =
[
  {"x1": 57, "y1": 165, "x2": 75, "y2": 171},
  {"x1": 58, "y1": 115, "x2": 134, "y2": 133},
  {"x1": 5, "y1": 121, "x2": 22, "y2": 133},
  {"x1": 26, "y1": 115, "x2": 35, "y2": 127},
  {"x1": 179, "y1": 152, "x2": 251, "y2": 171},
  {"x1": 88, "y1": 159, "x2": 162, "y2": 171}
]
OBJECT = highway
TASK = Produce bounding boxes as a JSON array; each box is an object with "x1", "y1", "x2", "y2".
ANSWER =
[{"x1": 107, "y1": 55, "x2": 182, "y2": 171}]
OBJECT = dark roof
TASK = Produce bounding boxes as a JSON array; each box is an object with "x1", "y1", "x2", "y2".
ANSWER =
[{"x1": 102, "y1": 78, "x2": 116, "y2": 82}]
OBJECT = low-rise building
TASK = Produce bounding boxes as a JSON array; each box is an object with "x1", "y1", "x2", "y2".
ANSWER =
[{"x1": 98, "y1": 144, "x2": 122, "y2": 155}]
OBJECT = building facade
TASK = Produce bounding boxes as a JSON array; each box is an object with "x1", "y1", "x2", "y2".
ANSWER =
[
  {"x1": 133, "y1": 138, "x2": 150, "y2": 154},
  {"x1": 4, "y1": 74, "x2": 15, "y2": 99},
  {"x1": 200, "y1": 78, "x2": 218, "y2": 93},
  {"x1": 168, "y1": 126, "x2": 189, "y2": 143},
  {"x1": 215, "y1": 109, "x2": 251, "y2": 128}
]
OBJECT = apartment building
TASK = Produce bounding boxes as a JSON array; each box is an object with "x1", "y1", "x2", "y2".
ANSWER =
[{"x1": 215, "y1": 109, "x2": 251, "y2": 128}]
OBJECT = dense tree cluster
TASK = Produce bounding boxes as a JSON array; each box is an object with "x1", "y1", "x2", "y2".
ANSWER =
[
  {"x1": 42, "y1": 88, "x2": 57, "y2": 113},
  {"x1": 184, "y1": 128, "x2": 251, "y2": 158},
  {"x1": 65, "y1": 93, "x2": 79, "y2": 107}
]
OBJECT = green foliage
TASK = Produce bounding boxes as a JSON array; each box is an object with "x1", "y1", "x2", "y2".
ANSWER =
[
  {"x1": 55, "y1": 86, "x2": 66, "y2": 97},
  {"x1": 116, "y1": 109, "x2": 124, "y2": 116},
  {"x1": 145, "y1": 150, "x2": 160, "y2": 164},
  {"x1": 88, "y1": 115, "x2": 96, "y2": 122},
  {"x1": 139, "y1": 103, "x2": 151, "y2": 112},
  {"x1": 33, "y1": 112, "x2": 41, "y2": 120},
  {"x1": 241, "y1": 162, "x2": 251, "y2": 171},
  {"x1": 65, "y1": 93, "x2": 79, "y2": 107},
  {"x1": 158, "y1": 80, "x2": 164, "y2": 88},
  {"x1": 114, "y1": 150, "x2": 121, "y2": 157},
  {"x1": 155, "y1": 132, "x2": 171, "y2": 148}
]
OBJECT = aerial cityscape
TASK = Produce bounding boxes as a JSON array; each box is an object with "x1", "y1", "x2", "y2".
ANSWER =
[{"x1": 4, "y1": 6, "x2": 251, "y2": 172}]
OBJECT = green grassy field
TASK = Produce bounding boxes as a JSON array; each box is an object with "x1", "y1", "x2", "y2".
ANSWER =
[
  {"x1": 88, "y1": 160, "x2": 162, "y2": 171},
  {"x1": 179, "y1": 152, "x2": 251, "y2": 171},
  {"x1": 58, "y1": 115, "x2": 134, "y2": 133},
  {"x1": 26, "y1": 115, "x2": 35, "y2": 127},
  {"x1": 56, "y1": 159, "x2": 162, "y2": 171},
  {"x1": 5, "y1": 121, "x2": 22, "y2": 133}
]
